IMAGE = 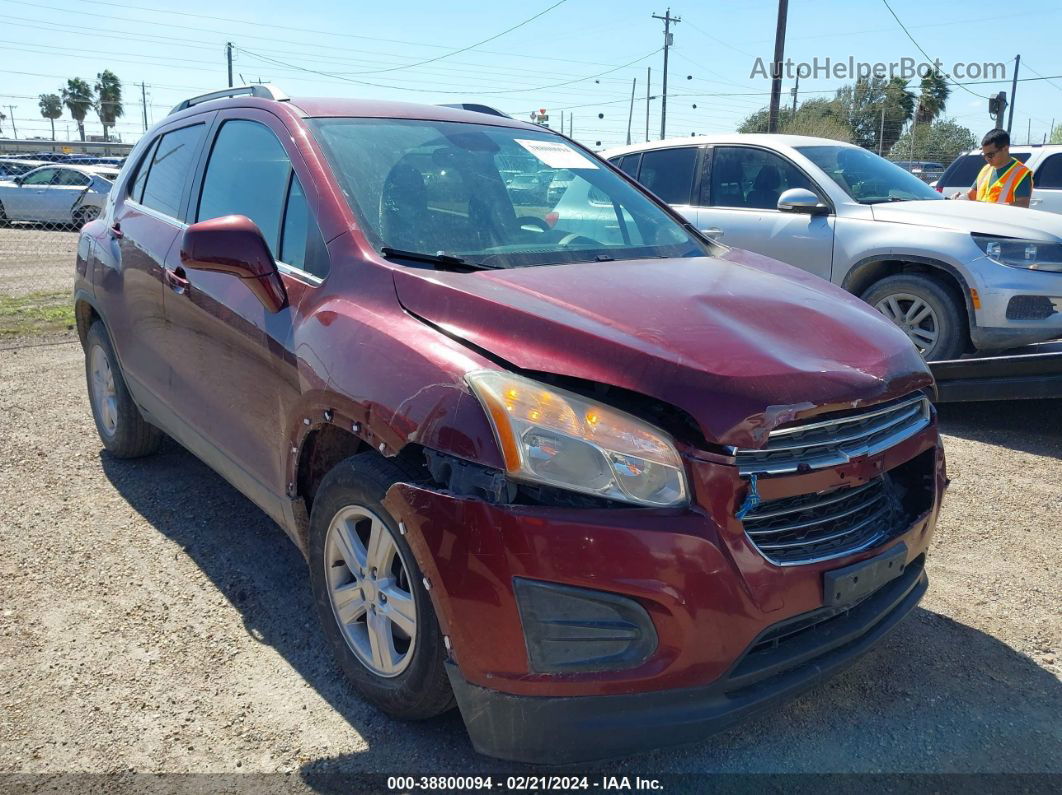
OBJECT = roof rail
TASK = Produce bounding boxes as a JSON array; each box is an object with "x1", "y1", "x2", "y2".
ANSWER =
[
  {"x1": 438, "y1": 103, "x2": 511, "y2": 119},
  {"x1": 169, "y1": 84, "x2": 289, "y2": 115}
]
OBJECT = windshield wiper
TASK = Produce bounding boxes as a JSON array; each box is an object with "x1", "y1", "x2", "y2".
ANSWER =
[
  {"x1": 380, "y1": 247, "x2": 497, "y2": 271},
  {"x1": 862, "y1": 196, "x2": 911, "y2": 204}
]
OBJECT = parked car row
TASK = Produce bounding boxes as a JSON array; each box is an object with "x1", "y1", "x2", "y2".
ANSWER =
[
  {"x1": 75, "y1": 85, "x2": 944, "y2": 764},
  {"x1": 598, "y1": 135, "x2": 1062, "y2": 360},
  {"x1": 1, "y1": 151, "x2": 126, "y2": 167},
  {"x1": 0, "y1": 163, "x2": 118, "y2": 226}
]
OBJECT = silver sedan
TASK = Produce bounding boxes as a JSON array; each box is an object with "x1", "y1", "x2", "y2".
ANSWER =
[{"x1": 0, "y1": 165, "x2": 117, "y2": 227}]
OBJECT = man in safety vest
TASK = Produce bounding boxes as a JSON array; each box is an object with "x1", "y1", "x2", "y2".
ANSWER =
[{"x1": 956, "y1": 129, "x2": 1033, "y2": 207}]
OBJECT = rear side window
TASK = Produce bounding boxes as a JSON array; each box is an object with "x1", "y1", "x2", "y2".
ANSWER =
[
  {"x1": 55, "y1": 169, "x2": 91, "y2": 187},
  {"x1": 617, "y1": 153, "x2": 641, "y2": 177},
  {"x1": 637, "y1": 147, "x2": 697, "y2": 204},
  {"x1": 140, "y1": 124, "x2": 206, "y2": 218},
  {"x1": 197, "y1": 120, "x2": 291, "y2": 254},
  {"x1": 21, "y1": 168, "x2": 57, "y2": 186},
  {"x1": 128, "y1": 138, "x2": 160, "y2": 203},
  {"x1": 1035, "y1": 154, "x2": 1062, "y2": 189},
  {"x1": 940, "y1": 152, "x2": 1032, "y2": 187}
]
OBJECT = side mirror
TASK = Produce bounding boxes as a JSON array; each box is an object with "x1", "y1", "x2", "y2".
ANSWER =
[
  {"x1": 180, "y1": 214, "x2": 288, "y2": 313},
  {"x1": 13, "y1": 176, "x2": 23, "y2": 186},
  {"x1": 777, "y1": 188, "x2": 829, "y2": 215}
]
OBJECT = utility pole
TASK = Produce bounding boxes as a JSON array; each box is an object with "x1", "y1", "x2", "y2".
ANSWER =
[
  {"x1": 140, "y1": 82, "x2": 148, "y2": 132},
  {"x1": 790, "y1": 74, "x2": 799, "y2": 113},
  {"x1": 645, "y1": 67, "x2": 651, "y2": 142},
  {"x1": 5, "y1": 106, "x2": 16, "y2": 139},
  {"x1": 1028, "y1": 117, "x2": 1032, "y2": 145},
  {"x1": 1007, "y1": 54, "x2": 1020, "y2": 135},
  {"x1": 767, "y1": 0, "x2": 789, "y2": 133},
  {"x1": 226, "y1": 42, "x2": 235, "y2": 88},
  {"x1": 651, "y1": 9, "x2": 680, "y2": 140},
  {"x1": 626, "y1": 77, "x2": 637, "y2": 145},
  {"x1": 878, "y1": 104, "x2": 886, "y2": 155}
]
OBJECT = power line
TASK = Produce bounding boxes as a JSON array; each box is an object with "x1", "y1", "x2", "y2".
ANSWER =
[
  {"x1": 1021, "y1": 61, "x2": 1062, "y2": 94},
  {"x1": 348, "y1": 0, "x2": 570, "y2": 75},
  {"x1": 879, "y1": 0, "x2": 988, "y2": 98},
  {"x1": 238, "y1": 46, "x2": 661, "y2": 96}
]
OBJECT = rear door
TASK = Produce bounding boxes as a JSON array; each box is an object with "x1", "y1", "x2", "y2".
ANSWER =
[
  {"x1": 694, "y1": 145, "x2": 835, "y2": 280},
  {"x1": 1031, "y1": 153, "x2": 1062, "y2": 214},
  {"x1": 163, "y1": 110, "x2": 326, "y2": 506},
  {"x1": 633, "y1": 146, "x2": 702, "y2": 224},
  {"x1": 101, "y1": 118, "x2": 211, "y2": 409},
  {"x1": 47, "y1": 168, "x2": 94, "y2": 223}
]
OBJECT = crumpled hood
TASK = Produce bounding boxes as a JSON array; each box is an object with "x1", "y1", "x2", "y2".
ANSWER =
[
  {"x1": 871, "y1": 199, "x2": 1062, "y2": 240},
  {"x1": 393, "y1": 249, "x2": 932, "y2": 448}
]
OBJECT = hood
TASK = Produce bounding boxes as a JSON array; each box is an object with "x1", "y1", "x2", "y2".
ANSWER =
[
  {"x1": 393, "y1": 250, "x2": 932, "y2": 449},
  {"x1": 871, "y1": 199, "x2": 1062, "y2": 240}
]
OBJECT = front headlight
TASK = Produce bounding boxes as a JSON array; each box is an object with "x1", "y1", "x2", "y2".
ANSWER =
[
  {"x1": 973, "y1": 234, "x2": 1062, "y2": 272},
  {"x1": 466, "y1": 370, "x2": 688, "y2": 507}
]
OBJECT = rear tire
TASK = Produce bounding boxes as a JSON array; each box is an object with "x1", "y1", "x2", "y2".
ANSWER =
[
  {"x1": 85, "y1": 321, "x2": 163, "y2": 458},
  {"x1": 308, "y1": 453, "x2": 455, "y2": 720},
  {"x1": 861, "y1": 273, "x2": 966, "y2": 361}
]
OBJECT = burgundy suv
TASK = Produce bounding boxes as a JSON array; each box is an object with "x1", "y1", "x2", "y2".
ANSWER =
[{"x1": 75, "y1": 85, "x2": 945, "y2": 764}]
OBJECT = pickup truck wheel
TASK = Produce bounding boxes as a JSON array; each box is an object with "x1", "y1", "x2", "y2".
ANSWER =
[
  {"x1": 309, "y1": 454, "x2": 454, "y2": 720},
  {"x1": 85, "y1": 321, "x2": 163, "y2": 458},
  {"x1": 861, "y1": 274, "x2": 966, "y2": 360}
]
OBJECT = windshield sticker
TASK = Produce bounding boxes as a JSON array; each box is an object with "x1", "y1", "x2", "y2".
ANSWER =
[{"x1": 515, "y1": 139, "x2": 599, "y2": 170}]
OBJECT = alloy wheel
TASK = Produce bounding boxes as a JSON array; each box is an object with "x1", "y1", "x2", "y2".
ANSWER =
[
  {"x1": 89, "y1": 343, "x2": 119, "y2": 438},
  {"x1": 874, "y1": 292, "x2": 939, "y2": 355},
  {"x1": 324, "y1": 505, "x2": 417, "y2": 678}
]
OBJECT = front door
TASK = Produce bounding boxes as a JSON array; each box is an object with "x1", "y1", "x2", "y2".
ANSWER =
[
  {"x1": 162, "y1": 111, "x2": 325, "y2": 509},
  {"x1": 5, "y1": 167, "x2": 58, "y2": 221},
  {"x1": 1031, "y1": 153, "x2": 1062, "y2": 214},
  {"x1": 694, "y1": 146, "x2": 835, "y2": 281}
]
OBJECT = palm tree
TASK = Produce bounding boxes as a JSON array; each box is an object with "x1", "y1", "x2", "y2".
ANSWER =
[
  {"x1": 38, "y1": 93, "x2": 63, "y2": 141},
  {"x1": 62, "y1": 78, "x2": 94, "y2": 142},
  {"x1": 0, "y1": 108, "x2": 6, "y2": 136},
  {"x1": 915, "y1": 70, "x2": 950, "y2": 125},
  {"x1": 95, "y1": 70, "x2": 123, "y2": 142}
]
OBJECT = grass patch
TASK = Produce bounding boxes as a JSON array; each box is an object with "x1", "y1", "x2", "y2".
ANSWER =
[{"x1": 0, "y1": 291, "x2": 75, "y2": 338}]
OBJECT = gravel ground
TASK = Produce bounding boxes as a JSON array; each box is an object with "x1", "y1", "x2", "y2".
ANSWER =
[
  {"x1": 0, "y1": 338, "x2": 1059, "y2": 787},
  {"x1": 0, "y1": 226, "x2": 78, "y2": 296}
]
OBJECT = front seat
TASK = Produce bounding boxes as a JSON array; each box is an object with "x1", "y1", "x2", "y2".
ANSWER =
[
  {"x1": 713, "y1": 156, "x2": 745, "y2": 207},
  {"x1": 746, "y1": 165, "x2": 782, "y2": 209},
  {"x1": 380, "y1": 162, "x2": 433, "y2": 252}
]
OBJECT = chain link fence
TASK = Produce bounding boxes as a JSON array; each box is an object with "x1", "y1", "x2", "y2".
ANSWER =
[{"x1": 0, "y1": 155, "x2": 122, "y2": 341}]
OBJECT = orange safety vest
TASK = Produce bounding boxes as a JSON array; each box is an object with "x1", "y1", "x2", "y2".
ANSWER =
[{"x1": 975, "y1": 158, "x2": 1032, "y2": 204}]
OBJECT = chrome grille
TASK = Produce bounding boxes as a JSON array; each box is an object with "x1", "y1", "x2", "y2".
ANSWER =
[
  {"x1": 735, "y1": 393, "x2": 931, "y2": 476},
  {"x1": 741, "y1": 476, "x2": 906, "y2": 565}
]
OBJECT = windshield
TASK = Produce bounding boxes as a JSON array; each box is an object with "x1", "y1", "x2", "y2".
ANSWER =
[
  {"x1": 798, "y1": 145, "x2": 942, "y2": 204},
  {"x1": 309, "y1": 118, "x2": 707, "y2": 268}
]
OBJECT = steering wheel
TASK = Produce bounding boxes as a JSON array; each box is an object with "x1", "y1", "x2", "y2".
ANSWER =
[
  {"x1": 558, "y1": 232, "x2": 603, "y2": 247},
  {"x1": 515, "y1": 215, "x2": 550, "y2": 233}
]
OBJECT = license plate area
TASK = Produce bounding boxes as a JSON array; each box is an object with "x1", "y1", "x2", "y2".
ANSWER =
[{"x1": 823, "y1": 543, "x2": 907, "y2": 608}]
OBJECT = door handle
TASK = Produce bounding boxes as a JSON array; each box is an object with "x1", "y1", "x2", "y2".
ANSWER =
[
  {"x1": 701, "y1": 227, "x2": 725, "y2": 239},
  {"x1": 165, "y1": 267, "x2": 189, "y2": 294},
  {"x1": 109, "y1": 222, "x2": 123, "y2": 239}
]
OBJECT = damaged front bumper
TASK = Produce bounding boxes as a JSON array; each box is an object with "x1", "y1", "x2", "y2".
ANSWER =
[{"x1": 380, "y1": 429, "x2": 944, "y2": 764}]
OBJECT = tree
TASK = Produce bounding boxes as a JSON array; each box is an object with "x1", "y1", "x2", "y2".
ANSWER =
[
  {"x1": 62, "y1": 78, "x2": 94, "y2": 142},
  {"x1": 95, "y1": 70, "x2": 123, "y2": 142},
  {"x1": 891, "y1": 118, "x2": 975, "y2": 165},
  {"x1": 835, "y1": 76, "x2": 914, "y2": 151},
  {"x1": 737, "y1": 98, "x2": 851, "y2": 142},
  {"x1": 38, "y1": 93, "x2": 62, "y2": 140},
  {"x1": 1051, "y1": 125, "x2": 1062, "y2": 145},
  {"x1": 915, "y1": 70, "x2": 950, "y2": 125},
  {"x1": 0, "y1": 107, "x2": 6, "y2": 136}
]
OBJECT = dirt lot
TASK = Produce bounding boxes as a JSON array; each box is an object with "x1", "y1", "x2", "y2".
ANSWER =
[{"x1": 0, "y1": 338, "x2": 1059, "y2": 785}]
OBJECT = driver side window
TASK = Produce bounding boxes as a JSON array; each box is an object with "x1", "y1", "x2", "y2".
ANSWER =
[{"x1": 710, "y1": 147, "x2": 815, "y2": 210}]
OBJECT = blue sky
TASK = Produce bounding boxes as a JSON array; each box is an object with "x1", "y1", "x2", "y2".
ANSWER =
[{"x1": 0, "y1": 0, "x2": 1059, "y2": 148}]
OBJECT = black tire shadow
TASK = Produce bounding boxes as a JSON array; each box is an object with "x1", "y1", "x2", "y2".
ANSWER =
[
  {"x1": 936, "y1": 399, "x2": 1061, "y2": 460},
  {"x1": 100, "y1": 440, "x2": 1062, "y2": 781}
]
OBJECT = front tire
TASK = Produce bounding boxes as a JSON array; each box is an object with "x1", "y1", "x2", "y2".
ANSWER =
[
  {"x1": 85, "y1": 321, "x2": 163, "y2": 458},
  {"x1": 861, "y1": 273, "x2": 966, "y2": 360},
  {"x1": 308, "y1": 454, "x2": 454, "y2": 720}
]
